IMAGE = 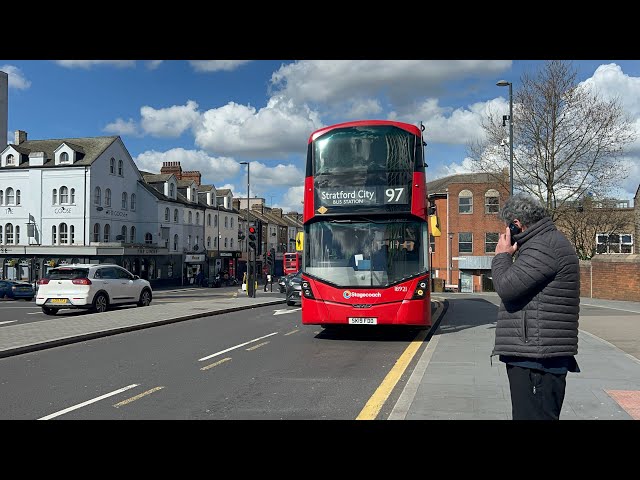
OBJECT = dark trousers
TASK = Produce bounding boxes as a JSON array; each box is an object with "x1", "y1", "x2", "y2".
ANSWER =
[{"x1": 506, "y1": 364, "x2": 567, "y2": 420}]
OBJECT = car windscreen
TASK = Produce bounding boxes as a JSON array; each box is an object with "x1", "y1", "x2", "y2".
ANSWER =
[{"x1": 47, "y1": 268, "x2": 89, "y2": 280}]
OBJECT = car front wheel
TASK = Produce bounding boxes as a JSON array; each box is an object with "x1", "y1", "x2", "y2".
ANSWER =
[
  {"x1": 93, "y1": 293, "x2": 109, "y2": 313},
  {"x1": 137, "y1": 289, "x2": 152, "y2": 307}
]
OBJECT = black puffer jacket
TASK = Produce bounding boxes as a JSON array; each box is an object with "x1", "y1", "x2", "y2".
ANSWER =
[{"x1": 491, "y1": 216, "x2": 580, "y2": 358}]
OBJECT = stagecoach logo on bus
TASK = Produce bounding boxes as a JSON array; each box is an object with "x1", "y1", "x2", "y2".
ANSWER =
[
  {"x1": 343, "y1": 290, "x2": 382, "y2": 300},
  {"x1": 318, "y1": 186, "x2": 407, "y2": 207}
]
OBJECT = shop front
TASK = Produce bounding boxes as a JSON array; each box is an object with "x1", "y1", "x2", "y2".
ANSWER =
[
  {"x1": 184, "y1": 253, "x2": 206, "y2": 286},
  {"x1": 206, "y1": 250, "x2": 242, "y2": 283}
]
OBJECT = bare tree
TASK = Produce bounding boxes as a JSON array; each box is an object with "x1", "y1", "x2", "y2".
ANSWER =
[
  {"x1": 468, "y1": 60, "x2": 636, "y2": 220},
  {"x1": 556, "y1": 196, "x2": 634, "y2": 259}
]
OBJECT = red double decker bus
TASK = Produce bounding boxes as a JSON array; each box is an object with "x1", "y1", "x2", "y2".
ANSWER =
[
  {"x1": 301, "y1": 120, "x2": 431, "y2": 328},
  {"x1": 283, "y1": 252, "x2": 301, "y2": 275}
]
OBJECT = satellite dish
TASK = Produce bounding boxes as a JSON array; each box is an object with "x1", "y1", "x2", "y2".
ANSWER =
[
  {"x1": 96, "y1": 207, "x2": 103, "y2": 211},
  {"x1": 193, "y1": 244, "x2": 199, "y2": 251}
]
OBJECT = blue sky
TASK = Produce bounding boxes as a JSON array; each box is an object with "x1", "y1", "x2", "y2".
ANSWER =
[{"x1": 2, "y1": 60, "x2": 639, "y2": 211}]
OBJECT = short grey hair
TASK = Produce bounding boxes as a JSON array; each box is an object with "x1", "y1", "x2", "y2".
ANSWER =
[{"x1": 498, "y1": 193, "x2": 548, "y2": 226}]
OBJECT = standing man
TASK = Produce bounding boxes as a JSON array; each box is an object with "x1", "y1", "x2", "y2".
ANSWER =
[{"x1": 491, "y1": 193, "x2": 580, "y2": 420}]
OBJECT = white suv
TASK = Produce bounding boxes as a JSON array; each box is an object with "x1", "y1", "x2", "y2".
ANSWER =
[{"x1": 36, "y1": 264, "x2": 152, "y2": 315}]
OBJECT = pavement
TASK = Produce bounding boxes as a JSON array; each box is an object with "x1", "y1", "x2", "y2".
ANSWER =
[{"x1": 1, "y1": 285, "x2": 639, "y2": 420}]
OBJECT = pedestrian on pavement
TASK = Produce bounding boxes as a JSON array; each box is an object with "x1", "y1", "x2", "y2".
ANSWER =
[
  {"x1": 491, "y1": 193, "x2": 580, "y2": 420},
  {"x1": 263, "y1": 267, "x2": 269, "y2": 292}
]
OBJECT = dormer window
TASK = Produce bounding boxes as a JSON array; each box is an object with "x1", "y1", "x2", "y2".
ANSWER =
[
  {"x1": 60, "y1": 152, "x2": 70, "y2": 163},
  {"x1": 170, "y1": 183, "x2": 175, "y2": 198},
  {"x1": 6, "y1": 154, "x2": 15, "y2": 166}
]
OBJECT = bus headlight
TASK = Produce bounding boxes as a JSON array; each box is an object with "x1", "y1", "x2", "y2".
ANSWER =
[
  {"x1": 301, "y1": 280, "x2": 315, "y2": 299},
  {"x1": 411, "y1": 279, "x2": 429, "y2": 299}
]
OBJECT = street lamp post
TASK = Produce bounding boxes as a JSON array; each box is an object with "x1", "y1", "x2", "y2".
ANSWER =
[
  {"x1": 448, "y1": 232, "x2": 454, "y2": 286},
  {"x1": 240, "y1": 161, "x2": 253, "y2": 296},
  {"x1": 497, "y1": 80, "x2": 514, "y2": 196}
]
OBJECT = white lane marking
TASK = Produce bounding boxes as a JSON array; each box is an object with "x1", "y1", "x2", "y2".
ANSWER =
[
  {"x1": 27, "y1": 312, "x2": 44, "y2": 315},
  {"x1": 274, "y1": 308, "x2": 301, "y2": 315},
  {"x1": 0, "y1": 320, "x2": 17, "y2": 325},
  {"x1": 581, "y1": 302, "x2": 640, "y2": 314},
  {"x1": 198, "y1": 332, "x2": 279, "y2": 362},
  {"x1": 0, "y1": 306, "x2": 40, "y2": 309},
  {"x1": 38, "y1": 384, "x2": 140, "y2": 420}
]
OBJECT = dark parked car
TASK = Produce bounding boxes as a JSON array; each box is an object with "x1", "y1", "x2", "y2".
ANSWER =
[
  {"x1": 0, "y1": 280, "x2": 35, "y2": 301},
  {"x1": 285, "y1": 271, "x2": 303, "y2": 306},
  {"x1": 278, "y1": 271, "x2": 299, "y2": 293}
]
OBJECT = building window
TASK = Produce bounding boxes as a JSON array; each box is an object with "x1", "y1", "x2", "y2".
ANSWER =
[
  {"x1": 6, "y1": 188, "x2": 14, "y2": 205},
  {"x1": 122, "y1": 192, "x2": 128, "y2": 210},
  {"x1": 105, "y1": 188, "x2": 111, "y2": 207},
  {"x1": 485, "y1": 232, "x2": 499, "y2": 253},
  {"x1": 93, "y1": 223, "x2": 100, "y2": 242},
  {"x1": 15, "y1": 190, "x2": 21, "y2": 205},
  {"x1": 70, "y1": 225, "x2": 75, "y2": 244},
  {"x1": 121, "y1": 226, "x2": 127, "y2": 242},
  {"x1": 207, "y1": 236, "x2": 211, "y2": 248},
  {"x1": 104, "y1": 224, "x2": 111, "y2": 242},
  {"x1": 59, "y1": 223, "x2": 68, "y2": 244},
  {"x1": 596, "y1": 233, "x2": 634, "y2": 254},
  {"x1": 110, "y1": 158, "x2": 115, "y2": 174},
  {"x1": 224, "y1": 216, "x2": 228, "y2": 228},
  {"x1": 174, "y1": 209, "x2": 178, "y2": 223},
  {"x1": 165, "y1": 208, "x2": 170, "y2": 221},
  {"x1": 130, "y1": 226, "x2": 136, "y2": 244},
  {"x1": 196, "y1": 212, "x2": 200, "y2": 225},
  {"x1": 458, "y1": 232, "x2": 473, "y2": 253},
  {"x1": 214, "y1": 214, "x2": 218, "y2": 227},
  {"x1": 485, "y1": 189, "x2": 500, "y2": 214},
  {"x1": 60, "y1": 152, "x2": 69, "y2": 163},
  {"x1": 70, "y1": 188, "x2": 75, "y2": 204},
  {"x1": 60, "y1": 186, "x2": 69, "y2": 204},
  {"x1": 51, "y1": 225, "x2": 56, "y2": 245},
  {"x1": 230, "y1": 218, "x2": 234, "y2": 229},
  {"x1": 170, "y1": 183, "x2": 175, "y2": 198},
  {"x1": 174, "y1": 234, "x2": 179, "y2": 251},
  {"x1": 0, "y1": 225, "x2": 3, "y2": 243},
  {"x1": 224, "y1": 237, "x2": 228, "y2": 248},
  {"x1": 131, "y1": 194, "x2": 136, "y2": 211},
  {"x1": 118, "y1": 160, "x2": 123, "y2": 176},
  {"x1": 94, "y1": 187, "x2": 100, "y2": 205},
  {"x1": 430, "y1": 234, "x2": 435, "y2": 254},
  {"x1": 230, "y1": 238, "x2": 234, "y2": 249},
  {"x1": 0, "y1": 190, "x2": 3, "y2": 204},
  {"x1": 458, "y1": 190, "x2": 473, "y2": 214},
  {"x1": 214, "y1": 237, "x2": 217, "y2": 248},
  {"x1": 207, "y1": 214, "x2": 211, "y2": 226},
  {"x1": 188, "y1": 211, "x2": 193, "y2": 224},
  {"x1": 145, "y1": 232, "x2": 153, "y2": 244},
  {"x1": 187, "y1": 235, "x2": 191, "y2": 250},
  {"x1": 6, "y1": 154, "x2": 15, "y2": 165},
  {"x1": 15, "y1": 226, "x2": 19, "y2": 244}
]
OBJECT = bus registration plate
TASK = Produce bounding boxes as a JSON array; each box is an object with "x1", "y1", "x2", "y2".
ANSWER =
[{"x1": 348, "y1": 317, "x2": 377, "y2": 325}]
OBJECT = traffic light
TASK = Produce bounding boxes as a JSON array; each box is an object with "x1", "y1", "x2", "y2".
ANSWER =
[
  {"x1": 266, "y1": 249, "x2": 274, "y2": 273},
  {"x1": 248, "y1": 225, "x2": 257, "y2": 250}
]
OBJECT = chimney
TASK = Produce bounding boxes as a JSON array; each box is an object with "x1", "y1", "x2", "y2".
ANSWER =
[
  {"x1": 160, "y1": 160, "x2": 182, "y2": 179},
  {"x1": 0, "y1": 71, "x2": 7, "y2": 151},
  {"x1": 272, "y1": 208, "x2": 283, "y2": 217},
  {"x1": 15, "y1": 130, "x2": 27, "y2": 145},
  {"x1": 182, "y1": 170, "x2": 202, "y2": 186}
]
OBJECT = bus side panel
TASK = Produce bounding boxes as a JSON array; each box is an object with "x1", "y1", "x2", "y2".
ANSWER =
[
  {"x1": 411, "y1": 171, "x2": 427, "y2": 218},
  {"x1": 303, "y1": 176, "x2": 315, "y2": 222}
]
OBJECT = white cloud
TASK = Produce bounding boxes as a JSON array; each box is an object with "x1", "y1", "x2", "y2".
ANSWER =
[
  {"x1": 234, "y1": 161, "x2": 304, "y2": 200},
  {"x1": 429, "y1": 157, "x2": 480, "y2": 180},
  {"x1": 146, "y1": 60, "x2": 163, "y2": 70},
  {"x1": 54, "y1": 60, "x2": 136, "y2": 69},
  {"x1": 134, "y1": 148, "x2": 239, "y2": 182},
  {"x1": 1, "y1": 65, "x2": 31, "y2": 89},
  {"x1": 269, "y1": 60, "x2": 511, "y2": 111},
  {"x1": 342, "y1": 98, "x2": 384, "y2": 119},
  {"x1": 103, "y1": 118, "x2": 141, "y2": 137},
  {"x1": 279, "y1": 186, "x2": 305, "y2": 213},
  {"x1": 140, "y1": 100, "x2": 201, "y2": 138},
  {"x1": 188, "y1": 61, "x2": 251, "y2": 72},
  {"x1": 193, "y1": 95, "x2": 322, "y2": 157},
  {"x1": 581, "y1": 63, "x2": 640, "y2": 117}
]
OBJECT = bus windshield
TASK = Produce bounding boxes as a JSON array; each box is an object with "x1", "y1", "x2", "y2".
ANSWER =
[{"x1": 304, "y1": 219, "x2": 428, "y2": 288}]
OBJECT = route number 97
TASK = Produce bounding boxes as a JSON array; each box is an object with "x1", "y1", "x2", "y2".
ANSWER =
[{"x1": 384, "y1": 187, "x2": 407, "y2": 204}]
